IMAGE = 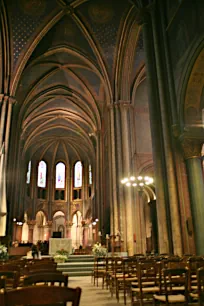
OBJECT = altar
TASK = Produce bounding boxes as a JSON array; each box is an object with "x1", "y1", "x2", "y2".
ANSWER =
[{"x1": 49, "y1": 238, "x2": 72, "y2": 255}]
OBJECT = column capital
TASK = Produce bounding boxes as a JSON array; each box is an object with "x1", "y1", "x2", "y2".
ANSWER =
[
  {"x1": 118, "y1": 101, "x2": 134, "y2": 112},
  {"x1": 0, "y1": 94, "x2": 4, "y2": 103},
  {"x1": 132, "y1": 0, "x2": 155, "y2": 25},
  {"x1": 180, "y1": 137, "x2": 203, "y2": 160},
  {"x1": 8, "y1": 96, "x2": 17, "y2": 105},
  {"x1": 172, "y1": 124, "x2": 181, "y2": 138},
  {"x1": 107, "y1": 104, "x2": 114, "y2": 110},
  {"x1": 95, "y1": 129, "x2": 102, "y2": 136}
]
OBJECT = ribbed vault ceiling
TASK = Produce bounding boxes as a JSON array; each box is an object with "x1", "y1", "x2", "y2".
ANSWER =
[{"x1": 9, "y1": 0, "x2": 144, "y2": 164}]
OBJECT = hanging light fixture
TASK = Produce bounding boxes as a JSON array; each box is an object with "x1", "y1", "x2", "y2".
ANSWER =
[{"x1": 121, "y1": 175, "x2": 154, "y2": 189}]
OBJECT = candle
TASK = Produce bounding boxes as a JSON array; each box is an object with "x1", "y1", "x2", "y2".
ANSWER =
[
  {"x1": 98, "y1": 231, "x2": 102, "y2": 236},
  {"x1": 106, "y1": 234, "x2": 109, "y2": 239}
]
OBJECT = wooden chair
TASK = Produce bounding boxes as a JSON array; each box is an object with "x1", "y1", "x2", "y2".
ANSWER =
[
  {"x1": 109, "y1": 257, "x2": 123, "y2": 297},
  {"x1": 0, "y1": 271, "x2": 20, "y2": 289},
  {"x1": 153, "y1": 268, "x2": 189, "y2": 306},
  {"x1": 116, "y1": 257, "x2": 137, "y2": 305},
  {"x1": 92, "y1": 257, "x2": 106, "y2": 287},
  {"x1": 0, "y1": 263, "x2": 21, "y2": 272},
  {"x1": 0, "y1": 276, "x2": 6, "y2": 289},
  {"x1": 25, "y1": 263, "x2": 57, "y2": 274},
  {"x1": 23, "y1": 272, "x2": 68, "y2": 287},
  {"x1": 19, "y1": 270, "x2": 63, "y2": 287},
  {"x1": 197, "y1": 267, "x2": 204, "y2": 306},
  {"x1": 102, "y1": 257, "x2": 114, "y2": 289},
  {"x1": 131, "y1": 261, "x2": 161, "y2": 306},
  {"x1": 0, "y1": 285, "x2": 82, "y2": 306}
]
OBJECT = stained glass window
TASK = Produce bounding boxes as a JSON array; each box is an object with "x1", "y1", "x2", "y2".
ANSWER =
[
  {"x1": 74, "y1": 161, "x2": 82, "y2": 187},
  {"x1": 56, "y1": 162, "x2": 65, "y2": 189},
  {"x1": 89, "y1": 164, "x2": 92, "y2": 185},
  {"x1": 26, "y1": 161, "x2": 31, "y2": 184},
  {"x1": 37, "y1": 161, "x2": 47, "y2": 188}
]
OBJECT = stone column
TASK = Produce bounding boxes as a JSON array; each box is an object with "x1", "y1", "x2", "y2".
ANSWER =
[
  {"x1": 108, "y1": 105, "x2": 119, "y2": 236},
  {"x1": 151, "y1": 5, "x2": 183, "y2": 255},
  {"x1": 181, "y1": 138, "x2": 204, "y2": 255},
  {"x1": 12, "y1": 222, "x2": 17, "y2": 242},
  {"x1": 96, "y1": 130, "x2": 103, "y2": 230},
  {"x1": 45, "y1": 221, "x2": 52, "y2": 240},
  {"x1": 114, "y1": 104, "x2": 126, "y2": 248},
  {"x1": 27, "y1": 220, "x2": 36, "y2": 243},
  {"x1": 0, "y1": 95, "x2": 8, "y2": 148},
  {"x1": 65, "y1": 221, "x2": 72, "y2": 239},
  {"x1": 83, "y1": 225, "x2": 89, "y2": 247},
  {"x1": 5, "y1": 97, "x2": 16, "y2": 164},
  {"x1": 141, "y1": 9, "x2": 170, "y2": 254},
  {"x1": 119, "y1": 102, "x2": 134, "y2": 255},
  {"x1": 16, "y1": 224, "x2": 23, "y2": 242}
]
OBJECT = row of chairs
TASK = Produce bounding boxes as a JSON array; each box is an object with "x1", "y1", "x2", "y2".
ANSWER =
[
  {"x1": 92, "y1": 255, "x2": 204, "y2": 305},
  {"x1": 0, "y1": 257, "x2": 82, "y2": 306}
]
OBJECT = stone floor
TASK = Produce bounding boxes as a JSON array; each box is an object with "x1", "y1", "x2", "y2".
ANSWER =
[{"x1": 69, "y1": 276, "x2": 131, "y2": 306}]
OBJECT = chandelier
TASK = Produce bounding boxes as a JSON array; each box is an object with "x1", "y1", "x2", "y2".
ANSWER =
[{"x1": 121, "y1": 176, "x2": 154, "y2": 189}]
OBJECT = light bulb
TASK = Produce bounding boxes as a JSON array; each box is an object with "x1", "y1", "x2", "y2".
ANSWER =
[
  {"x1": 132, "y1": 183, "x2": 137, "y2": 187},
  {"x1": 130, "y1": 176, "x2": 135, "y2": 181},
  {"x1": 126, "y1": 182, "x2": 131, "y2": 187},
  {"x1": 138, "y1": 176, "x2": 143, "y2": 180},
  {"x1": 139, "y1": 182, "x2": 144, "y2": 186}
]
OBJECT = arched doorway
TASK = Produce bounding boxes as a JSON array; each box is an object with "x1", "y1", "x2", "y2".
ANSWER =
[
  {"x1": 52, "y1": 211, "x2": 65, "y2": 238},
  {"x1": 71, "y1": 211, "x2": 83, "y2": 249},
  {"x1": 33, "y1": 211, "x2": 47, "y2": 243}
]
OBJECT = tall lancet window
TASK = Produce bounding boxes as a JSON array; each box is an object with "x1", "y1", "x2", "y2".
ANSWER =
[
  {"x1": 74, "y1": 161, "x2": 82, "y2": 188},
  {"x1": 56, "y1": 162, "x2": 65, "y2": 189},
  {"x1": 26, "y1": 161, "x2": 31, "y2": 184},
  {"x1": 37, "y1": 160, "x2": 47, "y2": 188},
  {"x1": 88, "y1": 164, "x2": 92, "y2": 198},
  {"x1": 73, "y1": 161, "x2": 82, "y2": 200},
  {"x1": 89, "y1": 164, "x2": 92, "y2": 185}
]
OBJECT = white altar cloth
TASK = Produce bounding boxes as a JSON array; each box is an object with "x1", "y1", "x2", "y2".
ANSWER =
[{"x1": 49, "y1": 238, "x2": 72, "y2": 255}]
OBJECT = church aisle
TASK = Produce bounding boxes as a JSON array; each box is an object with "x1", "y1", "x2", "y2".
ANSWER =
[{"x1": 69, "y1": 276, "x2": 131, "y2": 306}]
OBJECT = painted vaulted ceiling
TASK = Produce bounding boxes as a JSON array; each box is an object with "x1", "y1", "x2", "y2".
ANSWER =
[{"x1": 6, "y1": 0, "x2": 145, "y2": 164}]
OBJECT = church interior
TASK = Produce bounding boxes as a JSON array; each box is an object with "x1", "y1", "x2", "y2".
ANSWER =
[{"x1": 0, "y1": 0, "x2": 204, "y2": 304}]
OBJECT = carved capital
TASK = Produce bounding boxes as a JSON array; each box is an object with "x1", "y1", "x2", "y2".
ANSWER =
[
  {"x1": 27, "y1": 220, "x2": 36, "y2": 229},
  {"x1": 132, "y1": 0, "x2": 155, "y2": 25},
  {"x1": 2, "y1": 95, "x2": 16, "y2": 105},
  {"x1": 0, "y1": 94, "x2": 4, "y2": 103},
  {"x1": 46, "y1": 220, "x2": 53, "y2": 227},
  {"x1": 107, "y1": 104, "x2": 114, "y2": 110},
  {"x1": 8, "y1": 96, "x2": 17, "y2": 105},
  {"x1": 118, "y1": 100, "x2": 133, "y2": 111},
  {"x1": 180, "y1": 138, "x2": 202, "y2": 160},
  {"x1": 172, "y1": 124, "x2": 181, "y2": 138}
]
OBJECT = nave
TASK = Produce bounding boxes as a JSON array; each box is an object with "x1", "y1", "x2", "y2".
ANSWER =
[{"x1": 69, "y1": 276, "x2": 130, "y2": 306}]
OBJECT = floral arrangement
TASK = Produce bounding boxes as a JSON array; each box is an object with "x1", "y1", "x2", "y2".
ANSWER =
[
  {"x1": 56, "y1": 249, "x2": 69, "y2": 256},
  {"x1": 54, "y1": 249, "x2": 69, "y2": 262},
  {"x1": 0, "y1": 243, "x2": 8, "y2": 260},
  {"x1": 53, "y1": 254, "x2": 68, "y2": 262},
  {"x1": 92, "y1": 243, "x2": 107, "y2": 257}
]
